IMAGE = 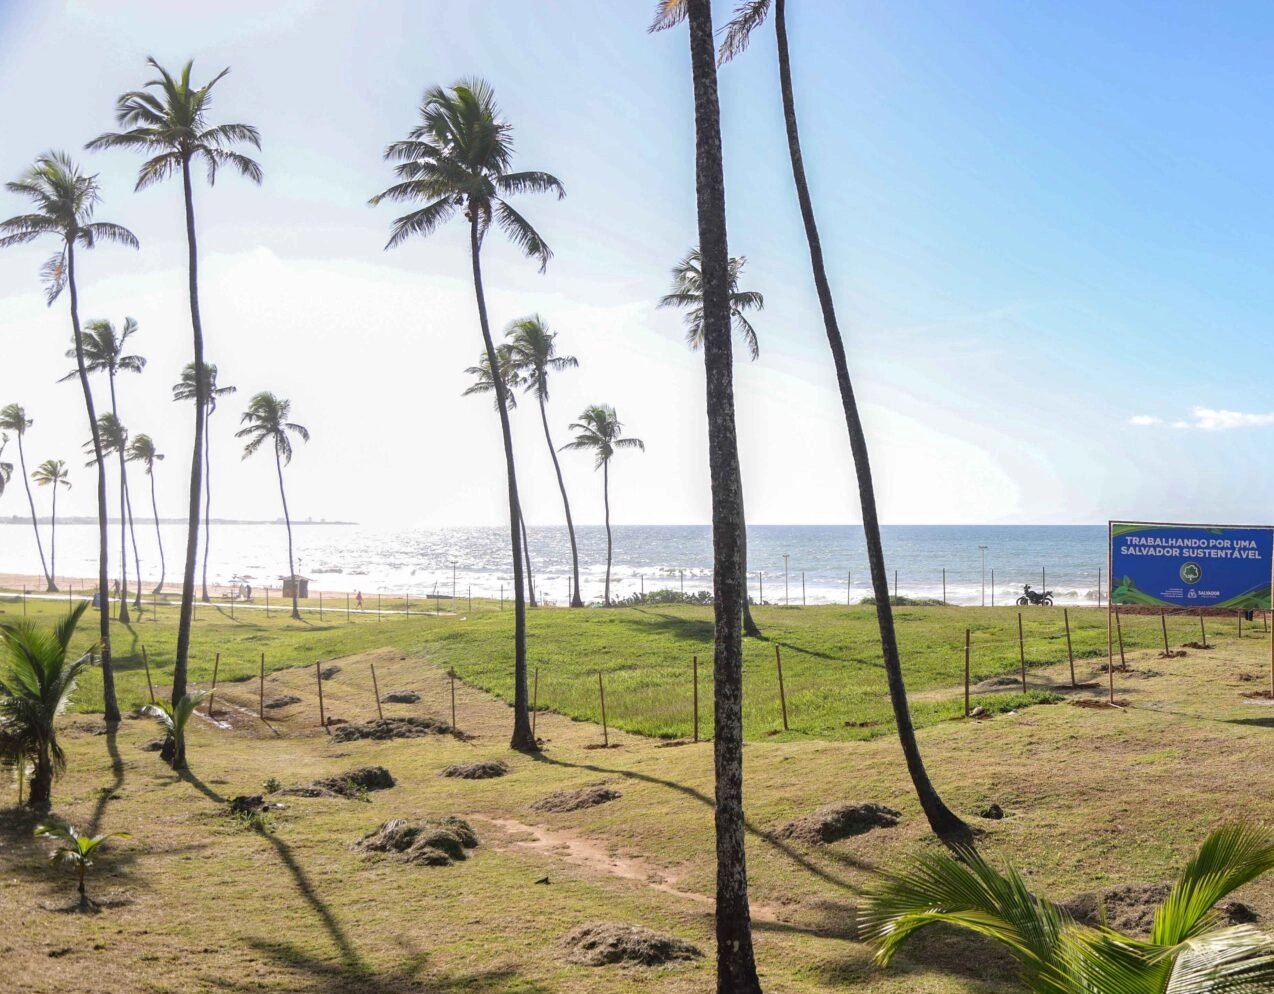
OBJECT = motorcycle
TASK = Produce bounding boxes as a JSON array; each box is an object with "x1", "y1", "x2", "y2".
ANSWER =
[{"x1": 1016, "y1": 584, "x2": 1053, "y2": 606}]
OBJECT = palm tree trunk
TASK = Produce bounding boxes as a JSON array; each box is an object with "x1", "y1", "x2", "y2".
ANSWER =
[
  {"x1": 201, "y1": 408, "x2": 212, "y2": 602},
  {"x1": 66, "y1": 243, "x2": 119, "y2": 723},
  {"x1": 470, "y1": 213, "x2": 535, "y2": 752},
  {"x1": 173, "y1": 156, "x2": 206, "y2": 706},
  {"x1": 686, "y1": 3, "x2": 764, "y2": 990},
  {"x1": 29, "y1": 744, "x2": 52, "y2": 808},
  {"x1": 275, "y1": 449, "x2": 300, "y2": 621},
  {"x1": 772, "y1": 0, "x2": 968, "y2": 846},
  {"x1": 602, "y1": 460, "x2": 613, "y2": 607},
  {"x1": 16, "y1": 435, "x2": 54, "y2": 592},
  {"x1": 108, "y1": 376, "x2": 130, "y2": 625},
  {"x1": 519, "y1": 508, "x2": 537, "y2": 608},
  {"x1": 149, "y1": 470, "x2": 166, "y2": 594},
  {"x1": 738, "y1": 465, "x2": 760, "y2": 637},
  {"x1": 538, "y1": 396, "x2": 584, "y2": 607},
  {"x1": 126, "y1": 478, "x2": 142, "y2": 610},
  {"x1": 50, "y1": 481, "x2": 58, "y2": 590}
]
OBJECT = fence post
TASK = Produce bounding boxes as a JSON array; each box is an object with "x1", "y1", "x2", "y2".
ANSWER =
[
  {"x1": 964, "y1": 628, "x2": 971, "y2": 717},
  {"x1": 468, "y1": 586, "x2": 472, "y2": 613},
  {"x1": 449, "y1": 668, "x2": 457, "y2": 731},
  {"x1": 801, "y1": 571, "x2": 806, "y2": 606},
  {"x1": 692, "y1": 654, "x2": 699, "y2": 743},
  {"x1": 259, "y1": 652, "x2": 265, "y2": 719},
  {"x1": 943, "y1": 568, "x2": 947, "y2": 606},
  {"x1": 1065, "y1": 608, "x2": 1076, "y2": 688},
  {"x1": 991, "y1": 568, "x2": 995, "y2": 606},
  {"x1": 346, "y1": 593, "x2": 350, "y2": 622},
  {"x1": 597, "y1": 671, "x2": 608, "y2": 747},
  {"x1": 532, "y1": 667, "x2": 539, "y2": 739},
  {"x1": 1199, "y1": 609, "x2": 1207, "y2": 648},
  {"x1": 265, "y1": 586, "x2": 269, "y2": 619},
  {"x1": 230, "y1": 594, "x2": 234, "y2": 620},
  {"x1": 1098, "y1": 566, "x2": 1103, "y2": 607},
  {"x1": 500, "y1": 584, "x2": 503, "y2": 611},
  {"x1": 1160, "y1": 611, "x2": 1170, "y2": 655},
  {"x1": 406, "y1": 591, "x2": 410, "y2": 616},
  {"x1": 208, "y1": 651, "x2": 220, "y2": 718},
  {"x1": 1238, "y1": 610, "x2": 1243, "y2": 639},
  {"x1": 847, "y1": 571, "x2": 850, "y2": 606},
  {"x1": 775, "y1": 644, "x2": 789, "y2": 731},
  {"x1": 142, "y1": 645, "x2": 155, "y2": 704},
  {"x1": 893, "y1": 569, "x2": 898, "y2": 602},
  {"x1": 22, "y1": 585, "x2": 26, "y2": 616},
  {"x1": 370, "y1": 662, "x2": 383, "y2": 721},
  {"x1": 1116, "y1": 609, "x2": 1127, "y2": 670},
  {"x1": 759, "y1": 571, "x2": 763, "y2": 606},
  {"x1": 1018, "y1": 612, "x2": 1027, "y2": 692},
  {"x1": 315, "y1": 660, "x2": 327, "y2": 730}
]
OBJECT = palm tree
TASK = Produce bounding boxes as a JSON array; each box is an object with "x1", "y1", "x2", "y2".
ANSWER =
[
  {"x1": 88, "y1": 58, "x2": 261, "y2": 707},
  {"x1": 235, "y1": 393, "x2": 309, "y2": 621},
  {"x1": 1, "y1": 152, "x2": 138, "y2": 724},
  {"x1": 143, "y1": 691, "x2": 207, "y2": 771},
  {"x1": 62, "y1": 318, "x2": 146, "y2": 621},
  {"x1": 173, "y1": 362, "x2": 236, "y2": 603},
  {"x1": 84, "y1": 415, "x2": 133, "y2": 622},
  {"x1": 651, "y1": 2, "x2": 764, "y2": 989},
  {"x1": 711, "y1": 0, "x2": 970, "y2": 846},
  {"x1": 463, "y1": 350, "x2": 539, "y2": 608},
  {"x1": 371, "y1": 78, "x2": 563, "y2": 752},
  {"x1": 31, "y1": 461, "x2": 70, "y2": 593},
  {"x1": 0, "y1": 405, "x2": 53, "y2": 592},
  {"x1": 34, "y1": 822, "x2": 130, "y2": 910},
  {"x1": 659, "y1": 248, "x2": 764, "y2": 636},
  {"x1": 0, "y1": 601, "x2": 92, "y2": 807},
  {"x1": 862, "y1": 823, "x2": 1274, "y2": 994},
  {"x1": 0, "y1": 433, "x2": 11, "y2": 499},
  {"x1": 561, "y1": 405, "x2": 644, "y2": 607},
  {"x1": 504, "y1": 316, "x2": 586, "y2": 609},
  {"x1": 126, "y1": 434, "x2": 165, "y2": 594}
]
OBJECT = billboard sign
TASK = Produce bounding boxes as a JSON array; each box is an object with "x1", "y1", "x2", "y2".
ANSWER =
[{"x1": 1110, "y1": 521, "x2": 1273, "y2": 609}]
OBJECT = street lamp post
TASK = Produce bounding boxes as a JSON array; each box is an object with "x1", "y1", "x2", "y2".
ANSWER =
[
  {"x1": 783, "y1": 554, "x2": 790, "y2": 607},
  {"x1": 979, "y1": 545, "x2": 988, "y2": 607}
]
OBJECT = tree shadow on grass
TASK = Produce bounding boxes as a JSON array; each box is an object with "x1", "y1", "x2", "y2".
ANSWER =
[
  {"x1": 808, "y1": 923, "x2": 1018, "y2": 989},
  {"x1": 86, "y1": 724, "x2": 125, "y2": 835},
  {"x1": 626, "y1": 609, "x2": 713, "y2": 643}
]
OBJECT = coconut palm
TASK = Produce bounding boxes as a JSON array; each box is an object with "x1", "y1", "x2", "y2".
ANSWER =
[
  {"x1": 463, "y1": 350, "x2": 539, "y2": 608},
  {"x1": 84, "y1": 414, "x2": 134, "y2": 622},
  {"x1": 0, "y1": 405, "x2": 53, "y2": 592},
  {"x1": 235, "y1": 393, "x2": 309, "y2": 621},
  {"x1": 862, "y1": 822, "x2": 1274, "y2": 994},
  {"x1": 34, "y1": 821, "x2": 130, "y2": 910},
  {"x1": 504, "y1": 316, "x2": 586, "y2": 609},
  {"x1": 31, "y1": 461, "x2": 70, "y2": 591},
  {"x1": 62, "y1": 318, "x2": 146, "y2": 620},
  {"x1": 173, "y1": 362, "x2": 236, "y2": 603},
  {"x1": 0, "y1": 152, "x2": 138, "y2": 724},
  {"x1": 0, "y1": 433, "x2": 11, "y2": 498},
  {"x1": 88, "y1": 58, "x2": 261, "y2": 707},
  {"x1": 561, "y1": 405, "x2": 644, "y2": 607},
  {"x1": 650, "y1": 2, "x2": 763, "y2": 989},
  {"x1": 0, "y1": 601, "x2": 92, "y2": 807},
  {"x1": 143, "y1": 691, "x2": 208, "y2": 771},
  {"x1": 371, "y1": 78, "x2": 563, "y2": 752},
  {"x1": 126, "y1": 434, "x2": 165, "y2": 593},
  {"x1": 704, "y1": 0, "x2": 970, "y2": 846},
  {"x1": 659, "y1": 248, "x2": 764, "y2": 636}
]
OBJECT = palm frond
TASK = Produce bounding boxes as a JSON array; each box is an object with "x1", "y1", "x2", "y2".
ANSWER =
[
  {"x1": 493, "y1": 199, "x2": 553, "y2": 272},
  {"x1": 495, "y1": 170, "x2": 566, "y2": 200},
  {"x1": 648, "y1": 0, "x2": 688, "y2": 32},
  {"x1": 1154, "y1": 824, "x2": 1274, "y2": 946},
  {"x1": 381, "y1": 197, "x2": 457, "y2": 250},
  {"x1": 718, "y1": 0, "x2": 773, "y2": 64}
]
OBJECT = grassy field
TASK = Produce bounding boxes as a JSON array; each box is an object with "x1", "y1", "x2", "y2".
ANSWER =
[{"x1": 3, "y1": 607, "x2": 1273, "y2": 994}]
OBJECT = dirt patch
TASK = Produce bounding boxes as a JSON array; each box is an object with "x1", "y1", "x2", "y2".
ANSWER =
[
  {"x1": 1156, "y1": 651, "x2": 1186, "y2": 660},
  {"x1": 531, "y1": 784, "x2": 622, "y2": 813},
  {"x1": 582, "y1": 743, "x2": 622, "y2": 751},
  {"x1": 1182, "y1": 641, "x2": 1213, "y2": 650},
  {"x1": 441, "y1": 760, "x2": 508, "y2": 780},
  {"x1": 975, "y1": 675, "x2": 1023, "y2": 692},
  {"x1": 655, "y1": 739, "x2": 693, "y2": 748},
  {"x1": 1061, "y1": 884, "x2": 1259, "y2": 936},
  {"x1": 227, "y1": 795, "x2": 283, "y2": 816},
  {"x1": 380, "y1": 690, "x2": 420, "y2": 704},
  {"x1": 775, "y1": 803, "x2": 901, "y2": 844},
  {"x1": 978, "y1": 803, "x2": 1005, "y2": 820},
  {"x1": 330, "y1": 716, "x2": 450, "y2": 742},
  {"x1": 561, "y1": 922, "x2": 703, "y2": 967},
  {"x1": 263, "y1": 695, "x2": 302, "y2": 710},
  {"x1": 353, "y1": 817, "x2": 478, "y2": 866},
  {"x1": 281, "y1": 765, "x2": 395, "y2": 799},
  {"x1": 319, "y1": 665, "x2": 341, "y2": 680},
  {"x1": 1241, "y1": 690, "x2": 1274, "y2": 700},
  {"x1": 1073, "y1": 699, "x2": 1131, "y2": 709},
  {"x1": 1126, "y1": 669, "x2": 1163, "y2": 679}
]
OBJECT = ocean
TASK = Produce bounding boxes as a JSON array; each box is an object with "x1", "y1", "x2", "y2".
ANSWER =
[{"x1": 0, "y1": 521, "x2": 1109, "y2": 606}]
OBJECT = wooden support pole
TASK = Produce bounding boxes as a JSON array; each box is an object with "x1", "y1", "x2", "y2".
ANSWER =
[
  {"x1": 991, "y1": 568, "x2": 995, "y2": 606},
  {"x1": 1200, "y1": 610, "x2": 1208, "y2": 649},
  {"x1": 346, "y1": 593, "x2": 350, "y2": 622},
  {"x1": 1238, "y1": 610, "x2": 1243, "y2": 639},
  {"x1": 449, "y1": 668, "x2": 457, "y2": 731},
  {"x1": 943, "y1": 568, "x2": 947, "y2": 605},
  {"x1": 775, "y1": 644, "x2": 789, "y2": 731},
  {"x1": 1065, "y1": 608, "x2": 1076, "y2": 688},
  {"x1": 1116, "y1": 609, "x2": 1127, "y2": 670},
  {"x1": 532, "y1": 667, "x2": 539, "y2": 739},
  {"x1": 378, "y1": 592, "x2": 382, "y2": 621},
  {"x1": 1161, "y1": 611, "x2": 1170, "y2": 655},
  {"x1": 315, "y1": 660, "x2": 327, "y2": 730},
  {"x1": 1098, "y1": 566, "x2": 1103, "y2": 607},
  {"x1": 208, "y1": 652, "x2": 220, "y2": 717},
  {"x1": 142, "y1": 645, "x2": 155, "y2": 704},
  {"x1": 319, "y1": 590, "x2": 324, "y2": 620},
  {"x1": 692, "y1": 654, "x2": 699, "y2": 743},
  {"x1": 370, "y1": 662, "x2": 383, "y2": 720},
  {"x1": 598, "y1": 670, "x2": 608, "y2": 747},
  {"x1": 1018, "y1": 612, "x2": 1027, "y2": 692},
  {"x1": 230, "y1": 594, "x2": 234, "y2": 620},
  {"x1": 264, "y1": 586, "x2": 269, "y2": 619},
  {"x1": 22, "y1": 586, "x2": 26, "y2": 616},
  {"x1": 964, "y1": 628, "x2": 971, "y2": 717},
  {"x1": 801, "y1": 571, "x2": 806, "y2": 606},
  {"x1": 893, "y1": 569, "x2": 898, "y2": 602},
  {"x1": 259, "y1": 652, "x2": 265, "y2": 719}
]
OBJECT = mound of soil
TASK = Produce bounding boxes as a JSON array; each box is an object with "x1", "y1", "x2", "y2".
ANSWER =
[
  {"x1": 281, "y1": 765, "x2": 395, "y2": 799},
  {"x1": 978, "y1": 803, "x2": 1005, "y2": 820},
  {"x1": 381, "y1": 690, "x2": 421, "y2": 704},
  {"x1": 561, "y1": 922, "x2": 703, "y2": 967},
  {"x1": 1061, "y1": 884, "x2": 1260, "y2": 935},
  {"x1": 441, "y1": 760, "x2": 509, "y2": 780},
  {"x1": 1182, "y1": 641, "x2": 1213, "y2": 650},
  {"x1": 531, "y1": 784, "x2": 622, "y2": 813},
  {"x1": 330, "y1": 716, "x2": 450, "y2": 742},
  {"x1": 353, "y1": 816, "x2": 478, "y2": 866},
  {"x1": 319, "y1": 665, "x2": 341, "y2": 680},
  {"x1": 775, "y1": 803, "x2": 901, "y2": 845},
  {"x1": 1242, "y1": 690, "x2": 1274, "y2": 700},
  {"x1": 263, "y1": 695, "x2": 302, "y2": 710},
  {"x1": 976, "y1": 675, "x2": 1023, "y2": 691},
  {"x1": 228, "y1": 794, "x2": 281, "y2": 816}
]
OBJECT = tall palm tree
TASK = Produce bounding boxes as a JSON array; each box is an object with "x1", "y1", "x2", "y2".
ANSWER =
[
  {"x1": 504, "y1": 316, "x2": 586, "y2": 609},
  {"x1": 659, "y1": 248, "x2": 764, "y2": 636},
  {"x1": 0, "y1": 433, "x2": 11, "y2": 499},
  {"x1": 61, "y1": 318, "x2": 146, "y2": 620},
  {"x1": 561, "y1": 405, "x2": 644, "y2": 607},
  {"x1": 235, "y1": 393, "x2": 309, "y2": 621},
  {"x1": 173, "y1": 362, "x2": 236, "y2": 603},
  {"x1": 84, "y1": 415, "x2": 133, "y2": 622},
  {"x1": 88, "y1": 58, "x2": 261, "y2": 706},
  {"x1": 711, "y1": 0, "x2": 970, "y2": 845},
  {"x1": 0, "y1": 602, "x2": 92, "y2": 808},
  {"x1": 371, "y1": 78, "x2": 563, "y2": 751},
  {"x1": 651, "y1": 2, "x2": 764, "y2": 989},
  {"x1": 463, "y1": 350, "x2": 538, "y2": 608},
  {"x1": 31, "y1": 461, "x2": 70, "y2": 592},
  {"x1": 1, "y1": 154, "x2": 136, "y2": 726},
  {"x1": 126, "y1": 434, "x2": 165, "y2": 594},
  {"x1": 0, "y1": 405, "x2": 54, "y2": 592}
]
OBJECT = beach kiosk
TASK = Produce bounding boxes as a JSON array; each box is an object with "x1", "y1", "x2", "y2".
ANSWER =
[{"x1": 281, "y1": 574, "x2": 311, "y2": 600}]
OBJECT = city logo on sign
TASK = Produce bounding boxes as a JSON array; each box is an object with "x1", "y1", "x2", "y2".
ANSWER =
[{"x1": 1180, "y1": 562, "x2": 1202, "y2": 584}]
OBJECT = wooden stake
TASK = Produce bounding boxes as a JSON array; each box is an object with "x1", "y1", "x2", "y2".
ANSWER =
[
  {"x1": 378, "y1": 592, "x2": 382, "y2": 621},
  {"x1": 1239, "y1": 610, "x2": 1243, "y2": 639},
  {"x1": 142, "y1": 645, "x2": 155, "y2": 704},
  {"x1": 1160, "y1": 611, "x2": 1170, "y2": 655},
  {"x1": 532, "y1": 667, "x2": 539, "y2": 739},
  {"x1": 598, "y1": 671, "x2": 608, "y2": 747},
  {"x1": 370, "y1": 663, "x2": 383, "y2": 720},
  {"x1": 1018, "y1": 612, "x2": 1027, "y2": 692},
  {"x1": 775, "y1": 644, "x2": 789, "y2": 731},
  {"x1": 208, "y1": 652, "x2": 220, "y2": 717},
  {"x1": 264, "y1": 586, "x2": 269, "y2": 619},
  {"x1": 1200, "y1": 609, "x2": 1208, "y2": 649},
  {"x1": 1065, "y1": 608, "x2": 1075, "y2": 688},
  {"x1": 963, "y1": 628, "x2": 971, "y2": 717},
  {"x1": 259, "y1": 652, "x2": 265, "y2": 719},
  {"x1": 692, "y1": 655, "x2": 699, "y2": 743},
  {"x1": 315, "y1": 660, "x2": 327, "y2": 730},
  {"x1": 943, "y1": 568, "x2": 947, "y2": 605},
  {"x1": 319, "y1": 591, "x2": 324, "y2": 620},
  {"x1": 1116, "y1": 609, "x2": 1127, "y2": 670},
  {"x1": 449, "y1": 668, "x2": 457, "y2": 731},
  {"x1": 346, "y1": 593, "x2": 350, "y2": 622}
]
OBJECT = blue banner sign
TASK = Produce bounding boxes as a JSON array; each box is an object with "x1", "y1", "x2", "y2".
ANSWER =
[{"x1": 1110, "y1": 522, "x2": 1273, "y2": 609}]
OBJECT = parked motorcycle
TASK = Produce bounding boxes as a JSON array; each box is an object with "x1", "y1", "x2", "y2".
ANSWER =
[{"x1": 1016, "y1": 584, "x2": 1053, "y2": 606}]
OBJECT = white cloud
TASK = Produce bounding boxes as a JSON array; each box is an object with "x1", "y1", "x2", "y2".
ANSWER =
[
  {"x1": 1129, "y1": 415, "x2": 1162, "y2": 426},
  {"x1": 1188, "y1": 407, "x2": 1274, "y2": 431}
]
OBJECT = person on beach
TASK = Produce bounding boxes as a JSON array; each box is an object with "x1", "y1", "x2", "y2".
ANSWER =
[
  {"x1": 356, "y1": 590, "x2": 363, "y2": 610},
  {"x1": 112, "y1": 579, "x2": 120, "y2": 600}
]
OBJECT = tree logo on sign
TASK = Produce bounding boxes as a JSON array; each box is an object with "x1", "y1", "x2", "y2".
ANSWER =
[{"x1": 1180, "y1": 562, "x2": 1202, "y2": 584}]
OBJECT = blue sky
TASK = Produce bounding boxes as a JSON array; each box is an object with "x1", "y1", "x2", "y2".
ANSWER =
[{"x1": 1, "y1": 0, "x2": 1273, "y2": 528}]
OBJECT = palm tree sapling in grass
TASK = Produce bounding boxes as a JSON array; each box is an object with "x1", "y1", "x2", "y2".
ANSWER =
[
  {"x1": 371, "y1": 77, "x2": 563, "y2": 751},
  {"x1": 236, "y1": 393, "x2": 308, "y2": 621},
  {"x1": 89, "y1": 58, "x2": 261, "y2": 706},
  {"x1": 0, "y1": 404, "x2": 53, "y2": 592},
  {"x1": 34, "y1": 822, "x2": 130, "y2": 911},
  {"x1": 127, "y1": 434, "x2": 166, "y2": 593},
  {"x1": 1, "y1": 153, "x2": 138, "y2": 722},
  {"x1": 32, "y1": 460, "x2": 71, "y2": 592},
  {"x1": 561, "y1": 405, "x2": 644, "y2": 607},
  {"x1": 144, "y1": 691, "x2": 208, "y2": 770}
]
